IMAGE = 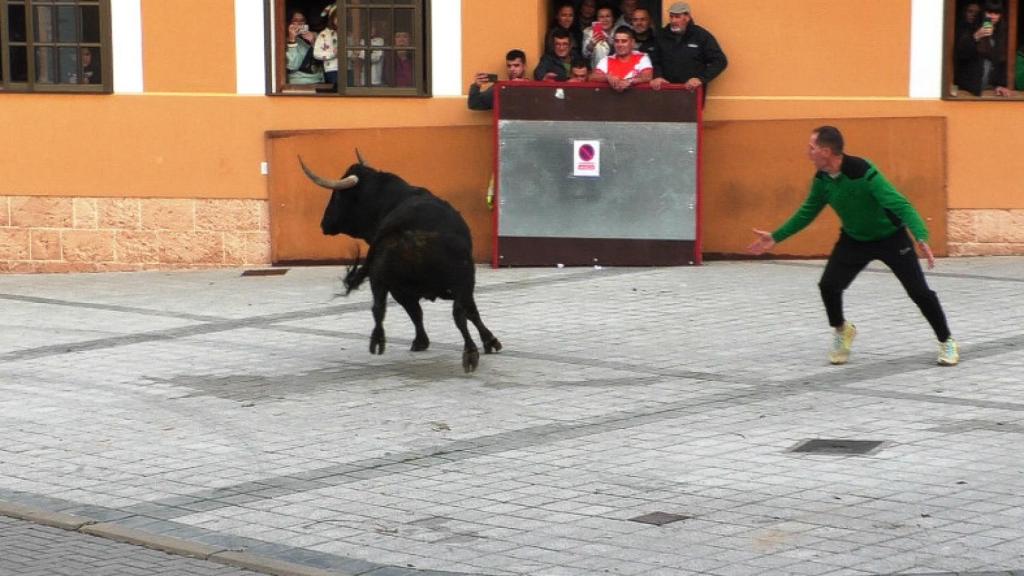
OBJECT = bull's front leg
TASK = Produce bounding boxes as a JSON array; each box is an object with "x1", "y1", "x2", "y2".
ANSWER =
[
  {"x1": 369, "y1": 282, "x2": 388, "y2": 355},
  {"x1": 452, "y1": 300, "x2": 479, "y2": 372},
  {"x1": 464, "y1": 296, "x2": 501, "y2": 354}
]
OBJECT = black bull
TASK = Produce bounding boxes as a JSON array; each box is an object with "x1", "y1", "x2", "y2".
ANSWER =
[{"x1": 299, "y1": 155, "x2": 502, "y2": 372}]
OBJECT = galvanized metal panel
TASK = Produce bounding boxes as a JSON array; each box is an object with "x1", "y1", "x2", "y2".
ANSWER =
[{"x1": 498, "y1": 120, "x2": 697, "y2": 241}]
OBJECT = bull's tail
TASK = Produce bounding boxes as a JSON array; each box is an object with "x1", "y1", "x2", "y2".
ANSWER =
[
  {"x1": 342, "y1": 246, "x2": 368, "y2": 295},
  {"x1": 343, "y1": 261, "x2": 368, "y2": 294}
]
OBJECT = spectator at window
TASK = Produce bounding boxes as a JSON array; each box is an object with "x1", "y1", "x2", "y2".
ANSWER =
[
  {"x1": 468, "y1": 49, "x2": 527, "y2": 111},
  {"x1": 582, "y1": 5, "x2": 615, "y2": 70},
  {"x1": 388, "y1": 31, "x2": 415, "y2": 88},
  {"x1": 650, "y1": 2, "x2": 728, "y2": 105},
  {"x1": 1017, "y1": 46, "x2": 1024, "y2": 90},
  {"x1": 285, "y1": 9, "x2": 323, "y2": 85},
  {"x1": 368, "y1": 21, "x2": 387, "y2": 87},
  {"x1": 535, "y1": 29, "x2": 574, "y2": 81},
  {"x1": 613, "y1": 0, "x2": 639, "y2": 31},
  {"x1": 630, "y1": 8, "x2": 657, "y2": 61},
  {"x1": 590, "y1": 26, "x2": 653, "y2": 92},
  {"x1": 545, "y1": 1, "x2": 582, "y2": 60},
  {"x1": 567, "y1": 57, "x2": 591, "y2": 82},
  {"x1": 955, "y1": 0, "x2": 1012, "y2": 97},
  {"x1": 576, "y1": 0, "x2": 598, "y2": 31},
  {"x1": 953, "y1": 2, "x2": 981, "y2": 90},
  {"x1": 77, "y1": 47, "x2": 102, "y2": 84},
  {"x1": 313, "y1": 4, "x2": 339, "y2": 86}
]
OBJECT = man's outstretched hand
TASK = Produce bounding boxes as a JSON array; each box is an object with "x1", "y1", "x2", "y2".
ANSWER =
[
  {"x1": 747, "y1": 228, "x2": 776, "y2": 255},
  {"x1": 917, "y1": 240, "x2": 936, "y2": 270}
]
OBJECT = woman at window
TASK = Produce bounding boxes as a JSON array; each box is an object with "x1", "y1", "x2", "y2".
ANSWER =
[
  {"x1": 545, "y1": 1, "x2": 582, "y2": 59},
  {"x1": 955, "y1": 0, "x2": 1011, "y2": 97},
  {"x1": 285, "y1": 9, "x2": 324, "y2": 85},
  {"x1": 581, "y1": 5, "x2": 616, "y2": 71}
]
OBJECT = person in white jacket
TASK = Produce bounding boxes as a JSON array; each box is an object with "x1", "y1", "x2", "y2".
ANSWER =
[
  {"x1": 313, "y1": 5, "x2": 339, "y2": 85},
  {"x1": 582, "y1": 6, "x2": 615, "y2": 70}
]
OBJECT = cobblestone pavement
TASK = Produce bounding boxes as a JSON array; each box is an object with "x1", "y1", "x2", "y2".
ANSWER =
[{"x1": 1, "y1": 258, "x2": 1023, "y2": 576}]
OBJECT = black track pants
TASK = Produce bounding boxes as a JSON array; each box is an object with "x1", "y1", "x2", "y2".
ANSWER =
[{"x1": 818, "y1": 229, "x2": 951, "y2": 342}]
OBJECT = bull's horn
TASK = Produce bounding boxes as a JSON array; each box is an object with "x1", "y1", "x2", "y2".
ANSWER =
[
  {"x1": 355, "y1": 148, "x2": 367, "y2": 165},
  {"x1": 298, "y1": 157, "x2": 359, "y2": 190}
]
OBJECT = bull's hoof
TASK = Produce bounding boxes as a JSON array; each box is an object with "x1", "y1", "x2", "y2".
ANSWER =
[
  {"x1": 370, "y1": 337, "x2": 385, "y2": 355},
  {"x1": 484, "y1": 337, "x2": 502, "y2": 354},
  {"x1": 410, "y1": 336, "x2": 430, "y2": 352},
  {"x1": 462, "y1": 348, "x2": 480, "y2": 373}
]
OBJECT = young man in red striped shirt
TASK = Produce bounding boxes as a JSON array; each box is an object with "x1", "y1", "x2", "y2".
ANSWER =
[{"x1": 590, "y1": 26, "x2": 652, "y2": 92}]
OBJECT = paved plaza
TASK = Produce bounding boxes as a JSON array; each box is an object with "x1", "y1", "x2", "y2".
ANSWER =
[{"x1": 1, "y1": 257, "x2": 1023, "y2": 576}]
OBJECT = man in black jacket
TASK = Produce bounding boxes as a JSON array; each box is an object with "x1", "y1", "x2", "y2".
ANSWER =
[
  {"x1": 468, "y1": 49, "x2": 527, "y2": 111},
  {"x1": 650, "y1": 2, "x2": 727, "y2": 104},
  {"x1": 534, "y1": 29, "x2": 574, "y2": 81}
]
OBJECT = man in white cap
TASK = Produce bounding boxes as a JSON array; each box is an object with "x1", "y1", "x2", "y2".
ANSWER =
[{"x1": 650, "y1": 2, "x2": 727, "y2": 104}]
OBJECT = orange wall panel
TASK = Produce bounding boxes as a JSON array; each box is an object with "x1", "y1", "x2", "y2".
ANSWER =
[
  {"x1": 141, "y1": 0, "x2": 238, "y2": 93},
  {"x1": 267, "y1": 127, "x2": 494, "y2": 264},
  {"x1": 701, "y1": 117, "x2": 948, "y2": 257}
]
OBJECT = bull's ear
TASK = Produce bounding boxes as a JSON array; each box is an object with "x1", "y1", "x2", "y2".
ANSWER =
[{"x1": 298, "y1": 156, "x2": 359, "y2": 190}]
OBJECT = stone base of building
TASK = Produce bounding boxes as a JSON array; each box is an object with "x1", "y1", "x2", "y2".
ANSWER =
[
  {"x1": 0, "y1": 197, "x2": 270, "y2": 273},
  {"x1": 948, "y1": 209, "x2": 1024, "y2": 256}
]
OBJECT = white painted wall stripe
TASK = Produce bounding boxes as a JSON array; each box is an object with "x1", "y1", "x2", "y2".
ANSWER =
[
  {"x1": 110, "y1": 0, "x2": 143, "y2": 93},
  {"x1": 430, "y1": 0, "x2": 462, "y2": 97},
  {"x1": 909, "y1": 0, "x2": 944, "y2": 98},
  {"x1": 235, "y1": 0, "x2": 267, "y2": 95}
]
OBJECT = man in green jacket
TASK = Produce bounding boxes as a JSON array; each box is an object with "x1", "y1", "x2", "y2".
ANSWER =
[{"x1": 748, "y1": 126, "x2": 959, "y2": 366}]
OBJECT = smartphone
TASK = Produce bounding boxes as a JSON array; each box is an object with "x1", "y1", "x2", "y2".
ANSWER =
[
  {"x1": 298, "y1": 24, "x2": 309, "y2": 33},
  {"x1": 486, "y1": 73, "x2": 499, "y2": 82},
  {"x1": 982, "y1": 18, "x2": 993, "y2": 29},
  {"x1": 593, "y1": 22, "x2": 603, "y2": 36}
]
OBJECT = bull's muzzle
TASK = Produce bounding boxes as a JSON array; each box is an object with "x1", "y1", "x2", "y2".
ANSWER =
[{"x1": 298, "y1": 157, "x2": 359, "y2": 190}]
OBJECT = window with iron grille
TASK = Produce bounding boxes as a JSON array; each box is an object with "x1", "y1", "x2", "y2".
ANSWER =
[
  {"x1": 0, "y1": 0, "x2": 110, "y2": 92},
  {"x1": 272, "y1": 0, "x2": 427, "y2": 96}
]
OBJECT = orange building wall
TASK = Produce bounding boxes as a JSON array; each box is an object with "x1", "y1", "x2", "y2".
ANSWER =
[
  {"x1": 141, "y1": 0, "x2": 238, "y2": 94},
  {"x1": 3, "y1": 0, "x2": 1023, "y2": 270}
]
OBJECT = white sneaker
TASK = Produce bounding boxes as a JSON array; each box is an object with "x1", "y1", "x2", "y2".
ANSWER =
[
  {"x1": 829, "y1": 322, "x2": 857, "y2": 365},
  {"x1": 938, "y1": 337, "x2": 959, "y2": 366}
]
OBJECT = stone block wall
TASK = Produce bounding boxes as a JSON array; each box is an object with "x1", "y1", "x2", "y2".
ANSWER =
[
  {"x1": 0, "y1": 197, "x2": 271, "y2": 273},
  {"x1": 948, "y1": 209, "x2": 1024, "y2": 256}
]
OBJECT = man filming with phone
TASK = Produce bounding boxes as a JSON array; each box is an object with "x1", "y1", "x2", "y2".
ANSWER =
[{"x1": 468, "y1": 49, "x2": 527, "y2": 111}]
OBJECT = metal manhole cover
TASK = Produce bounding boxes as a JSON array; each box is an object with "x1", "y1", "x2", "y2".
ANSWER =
[
  {"x1": 791, "y1": 439, "x2": 885, "y2": 455},
  {"x1": 629, "y1": 512, "x2": 690, "y2": 526},
  {"x1": 241, "y1": 268, "x2": 289, "y2": 276}
]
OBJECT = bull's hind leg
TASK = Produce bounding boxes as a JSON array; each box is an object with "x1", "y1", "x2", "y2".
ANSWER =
[
  {"x1": 392, "y1": 291, "x2": 429, "y2": 351},
  {"x1": 464, "y1": 297, "x2": 502, "y2": 354},
  {"x1": 452, "y1": 300, "x2": 480, "y2": 372},
  {"x1": 369, "y1": 281, "x2": 388, "y2": 355}
]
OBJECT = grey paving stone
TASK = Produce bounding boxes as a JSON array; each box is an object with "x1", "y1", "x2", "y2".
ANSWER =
[{"x1": 1, "y1": 260, "x2": 1023, "y2": 575}]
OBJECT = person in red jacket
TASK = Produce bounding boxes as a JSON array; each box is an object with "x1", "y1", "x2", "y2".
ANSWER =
[{"x1": 590, "y1": 26, "x2": 652, "y2": 92}]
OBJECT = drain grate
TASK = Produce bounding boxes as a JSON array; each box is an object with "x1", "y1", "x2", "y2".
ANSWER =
[
  {"x1": 241, "y1": 268, "x2": 289, "y2": 277},
  {"x1": 629, "y1": 512, "x2": 690, "y2": 526},
  {"x1": 790, "y1": 439, "x2": 884, "y2": 455}
]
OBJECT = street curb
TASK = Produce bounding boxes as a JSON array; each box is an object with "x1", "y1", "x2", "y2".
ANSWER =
[
  {"x1": 0, "y1": 500, "x2": 94, "y2": 531},
  {"x1": 210, "y1": 551, "x2": 338, "y2": 576},
  {"x1": 0, "y1": 500, "x2": 351, "y2": 576},
  {"x1": 81, "y1": 522, "x2": 224, "y2": 561}
]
